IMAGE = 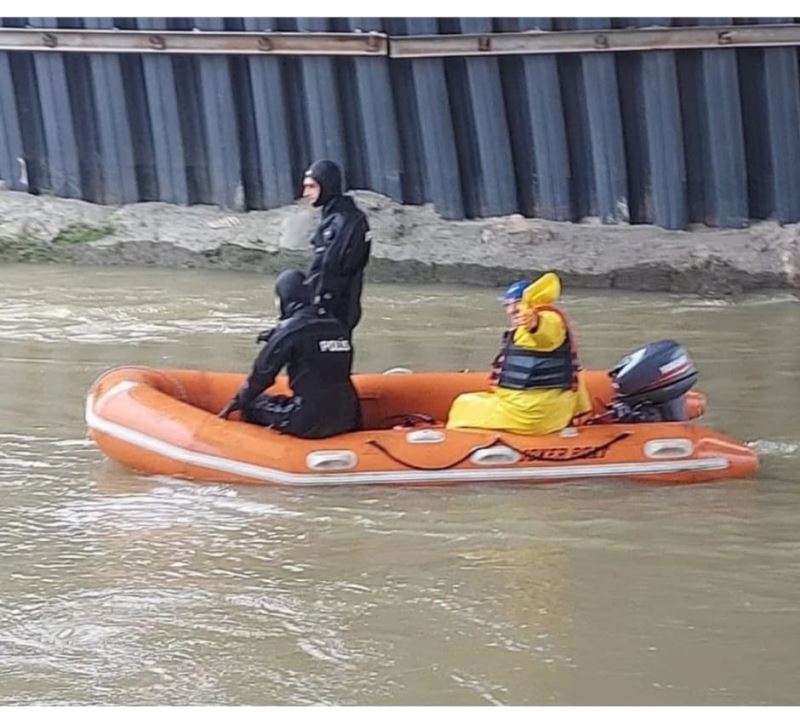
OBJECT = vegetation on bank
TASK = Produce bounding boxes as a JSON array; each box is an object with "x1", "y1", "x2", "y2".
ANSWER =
[
  {"x1": 53, "y1": 222, "x2": 115, "y2": 244},
  {"x1": 0, "y1": 221, "x2": 115, "y2": 262}
]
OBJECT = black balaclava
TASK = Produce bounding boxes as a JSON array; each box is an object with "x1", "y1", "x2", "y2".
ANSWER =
[
  {"x1": 275, "y1": 269, "x2": 310, "y2": 318},
  {"x1": 305, "y1": 159, "x2": 343, "y2": 208}
]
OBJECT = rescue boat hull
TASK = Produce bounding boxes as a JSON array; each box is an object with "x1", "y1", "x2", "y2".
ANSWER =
[{"x1": 85, "y1": 367, "x2": 757, "y2": 486}]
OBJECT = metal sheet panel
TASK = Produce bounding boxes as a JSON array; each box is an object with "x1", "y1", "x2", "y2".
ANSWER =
[
  {"x1": 347, "y1": 17, "x2": 403, "y2": 201},
  {"x1": 559, "y1": 51, "x2": 595, "y2": 220},
  {"x1": 448, "y1": 17, "x2": 516, "y2": 217},
  {"x1": 517, "y1": 17, "x2": 572, "y2": 220},
  {"x1": 739, "y1": 44, "x2": 772, "y2": 220},
  {"x1": 27, "y1": 17, "x2": 82, "y2": 198},
  {"x1": 0, "y1": 50, "x2": 25, "y2": 190},
  {"x1": 698, "y1": 17, "x2": 749, "y2": 227},
  {"x1": 383, "y1": 18, "x2": 426, "y2": 206},
  {"x1": 135, "y1": 17, "x2": 188, "y2": 204},
  {"x1": 676, "y1": 47, "x2": 707, "y2": 224},
  {"x1": 194, "y1": 17, "x2": 243, "y2": 210},
  {"x1": 642, "y1": 50, "x2": 688, "y2": 229},
  {"x1": 575, "y1": 17, "x2": 629, "y2": 223},
  {"x1": 168, "y1": 18, "x2": 211, "y2": 204},
  {"x1": 397, "y1": 17, "x2": 463, "y2": 218},
  {"x1": 296, "y1": 18, "x2": 347, "y2": 171},
  {"x1": 625, "y1": 18, "x2": 687, "y2": 228},
  {"x1": 758, "y1": 19, "x2": 800, "y2": 223},
  {"x1": 616, "y1": 45, "x2": 651, "y2": 224},
  {"x1": 1, "y1": 19, "x2": 47, "y2": 195},
  {"x1": 83, "y1": 17, "x2": 138, "y2": 204},
  {"x1": 242, "y1": 17, "x2": 295, "y2": 209}
]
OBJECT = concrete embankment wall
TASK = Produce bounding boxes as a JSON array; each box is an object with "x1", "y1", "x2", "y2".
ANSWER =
[{"x1": 2, "y1": 190, "x2": 798, "y2": 296}]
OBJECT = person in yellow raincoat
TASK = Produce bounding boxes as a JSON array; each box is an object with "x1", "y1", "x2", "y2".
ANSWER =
[{"x1": 447, "y1": 272, "x2": 592, "y2": 435}]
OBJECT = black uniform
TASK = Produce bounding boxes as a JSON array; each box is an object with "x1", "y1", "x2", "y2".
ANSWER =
[
  {"x1": 220, "y1": 270, "x2": 360, "y2": 439},
  {"x1": 305, "y1": 160, "x2": 371, "y2": 332}
]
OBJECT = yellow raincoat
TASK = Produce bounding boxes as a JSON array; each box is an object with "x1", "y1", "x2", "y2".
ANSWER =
[{"x1": 447, "y1": 275, "x2": 591, "y2": 435}]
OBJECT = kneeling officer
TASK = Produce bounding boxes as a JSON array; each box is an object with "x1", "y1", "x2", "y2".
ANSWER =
[{"x1": 218, "y1": 269, "x2": 361, "y2": 439}]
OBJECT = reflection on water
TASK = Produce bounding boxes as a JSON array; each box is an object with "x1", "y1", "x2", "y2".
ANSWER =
[{"x1": 0, "y1": 264, "x2": 799, "y2": 704}]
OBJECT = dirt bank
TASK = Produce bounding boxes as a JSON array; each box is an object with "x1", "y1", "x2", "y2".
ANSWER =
[{"x1": 1, "y1": 189, "x2": 798, "y2": 295}]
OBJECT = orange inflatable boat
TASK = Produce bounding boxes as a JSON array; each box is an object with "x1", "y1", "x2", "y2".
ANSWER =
[{"x1": 85, "y1": 366, "x2": 757, "y2": 486}]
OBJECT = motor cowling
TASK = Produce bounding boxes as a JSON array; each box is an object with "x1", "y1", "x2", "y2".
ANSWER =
[{"x1": 608, "y1": 340, "x2": 698, "y2": 423}]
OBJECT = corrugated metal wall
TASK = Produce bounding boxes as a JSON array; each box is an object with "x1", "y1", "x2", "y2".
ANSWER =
[{"x1": 2, "y1": 17, "x2": 800, "y2": 229}]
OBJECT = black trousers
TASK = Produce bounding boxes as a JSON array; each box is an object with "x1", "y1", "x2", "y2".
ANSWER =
[
  {"x1": 240, "y1": 392, "x2": 361, "y2": 439},
  {"x1": 240, "y1": 394, "x2": 301, "y2": 432}
]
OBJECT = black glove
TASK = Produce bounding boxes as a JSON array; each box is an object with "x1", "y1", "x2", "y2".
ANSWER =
[
  {"x1": 256, "y1": 328, "x2": 274, "y2": 344},
  {"x1": 218, "y1": 400, "x2": 238, "y2": 419}
]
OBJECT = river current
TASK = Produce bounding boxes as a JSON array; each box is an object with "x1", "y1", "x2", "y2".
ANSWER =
[{"x1": 1, "y1": 264, "x2": 798, "y2": 704}]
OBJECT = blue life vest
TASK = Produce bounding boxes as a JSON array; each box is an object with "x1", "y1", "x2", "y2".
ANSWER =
[{"x1": 496, "y1": 306, "x2": 579, "y2": 391}]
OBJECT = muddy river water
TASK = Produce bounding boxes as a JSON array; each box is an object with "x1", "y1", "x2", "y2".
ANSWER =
[{"x1": 0, "y1": 264, "x2": 798, "y2": 704}]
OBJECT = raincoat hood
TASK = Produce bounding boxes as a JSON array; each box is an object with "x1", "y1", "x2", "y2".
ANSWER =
[
  {"x1": 305, "y1": 159, "x2": 343, "y2": 208},
  {"x1": 521, "y1": 272, "x2": 561, "y2": 308},
  {"x1": 275, "y1": 269, "x2": 310, "y2": 318}
]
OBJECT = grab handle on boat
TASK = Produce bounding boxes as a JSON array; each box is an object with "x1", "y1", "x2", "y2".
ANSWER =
[
  {"x1": 470, "y1": 446, "x2": 521, "y2": 466},
  {"x1": 382, "y1": 367, "x2": 413, "y2": 375},
  {"x1": 306, "y1": 450, "x2": 358, "y2": 471},
  {"x1": 644, "y1": 438, "x2": 693, "y2": 459},
  {"x1": 406, "y1": 429, "x2": 446, "y2": 444}
]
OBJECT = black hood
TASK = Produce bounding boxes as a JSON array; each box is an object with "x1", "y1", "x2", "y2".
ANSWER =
[
  {"x1": 305, "y1": 159, "x2": 342, "y2": 207},
  {"x1": 275, "y1": 269, "x2": 310, "y2": 318}
]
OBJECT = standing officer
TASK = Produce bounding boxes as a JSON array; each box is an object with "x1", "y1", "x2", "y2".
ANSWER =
[{"x1": 302, "y1": 159, "x2": 371, "y2": 333}]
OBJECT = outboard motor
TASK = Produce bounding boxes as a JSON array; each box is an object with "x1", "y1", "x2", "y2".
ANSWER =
[{"x1": 608, "y1": 340, "x2": 698, "y2": 423}]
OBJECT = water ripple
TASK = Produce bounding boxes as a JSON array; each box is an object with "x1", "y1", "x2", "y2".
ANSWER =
[{"x1": 750, "y1": 439, "x2": 800, "y2": 457}]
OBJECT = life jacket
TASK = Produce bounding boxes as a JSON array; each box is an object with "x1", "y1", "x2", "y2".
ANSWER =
[{"x1": 495, "y1": 305, "x2": 580, "y2": 392}]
